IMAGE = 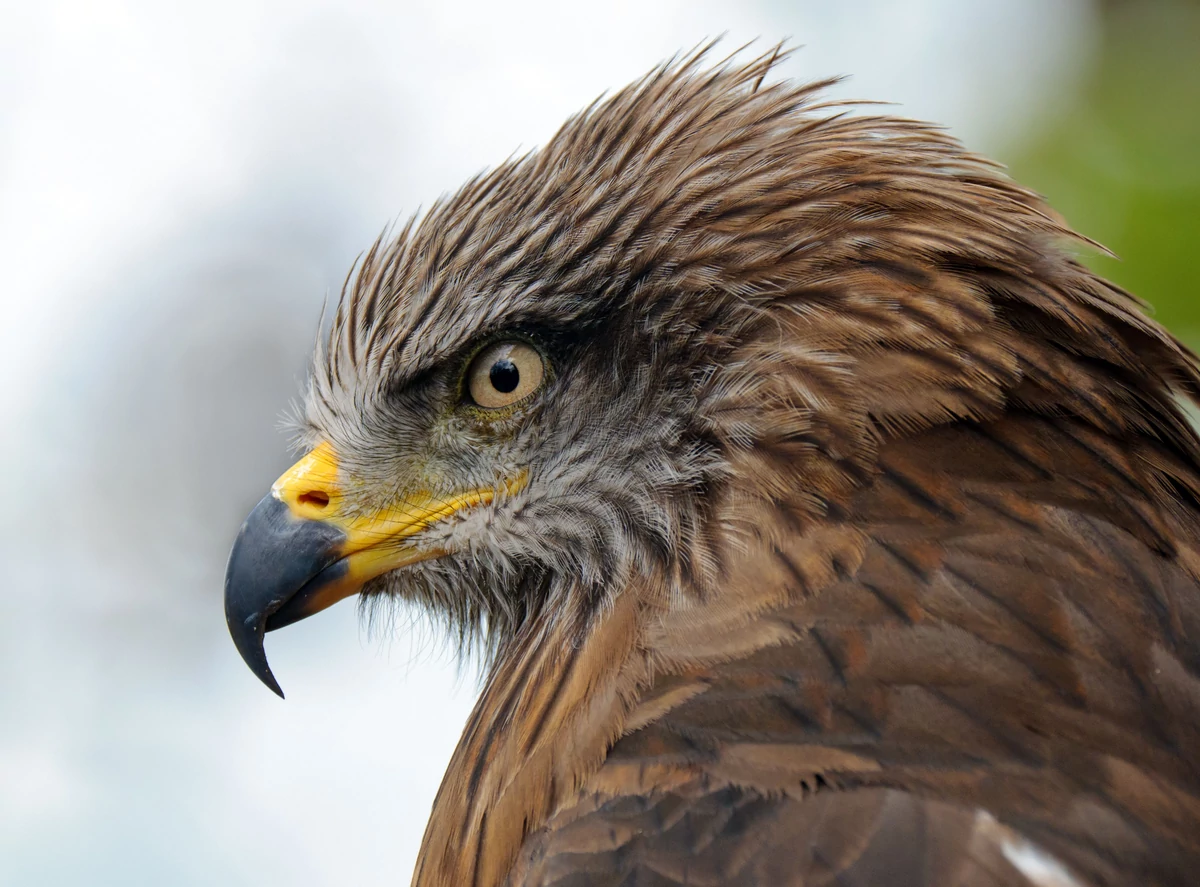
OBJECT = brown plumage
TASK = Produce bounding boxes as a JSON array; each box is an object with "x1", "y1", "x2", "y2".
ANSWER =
[{"x1": 224, "y1": 46, "x2": 1200, "y2": 887}]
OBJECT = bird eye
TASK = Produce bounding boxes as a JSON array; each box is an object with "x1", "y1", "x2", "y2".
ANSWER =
[{"x1": 466, "y1": 341, "x2": 546, "y2": 409}]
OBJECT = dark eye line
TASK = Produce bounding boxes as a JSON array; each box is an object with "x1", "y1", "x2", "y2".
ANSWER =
[{"x1": 383, "y1": 364, "x2": 439, "y2": 403}]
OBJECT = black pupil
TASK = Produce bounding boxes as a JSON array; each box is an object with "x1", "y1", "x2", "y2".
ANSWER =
[{"x1": 489, "y1": 358, "x2": 520, "y2": 394}]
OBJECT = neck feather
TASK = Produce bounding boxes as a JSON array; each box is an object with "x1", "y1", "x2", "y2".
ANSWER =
[{"x1": 412, "y1": 582, "x2": 652, "y2": 887}]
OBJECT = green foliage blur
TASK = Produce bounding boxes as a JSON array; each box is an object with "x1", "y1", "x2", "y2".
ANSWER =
[{"x1": 1005, "y1": 0, "x2": 1200, "y2": 344}]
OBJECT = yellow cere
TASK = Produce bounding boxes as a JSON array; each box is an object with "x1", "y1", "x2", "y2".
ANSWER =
[
  {"x1": 261, "y1": 443, "x2": 528, "y2": 617},
  {"x1": 271, "y1": 442, "x2": 527, "y2": 571}
]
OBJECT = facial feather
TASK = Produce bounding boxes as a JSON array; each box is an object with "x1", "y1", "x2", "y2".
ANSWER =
[{"x1": 298, "y1": 44, "x2": 1200, "y2": 678}]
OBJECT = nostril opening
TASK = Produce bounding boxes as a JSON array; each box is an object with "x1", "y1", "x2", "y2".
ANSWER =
[{"x1": 297, "y1": 490, "x2": 331, "y2": 509}]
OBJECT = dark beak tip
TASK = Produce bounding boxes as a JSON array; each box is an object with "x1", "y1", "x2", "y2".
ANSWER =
[
  {"x1": 265, "y1": 676, "x2": 286, "y2": 700},
  {"x1": 224, "y1": 493, "x2": 345, "y2": 699},
  {"x1": 251, "y1": 661, "x2": 287, "y2": 699},
  {"x1": 225, "y1": 604, "x2": 287, "y2": 699}
]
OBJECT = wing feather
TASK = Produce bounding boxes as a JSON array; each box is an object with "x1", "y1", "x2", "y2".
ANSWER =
[{"x1": 509, "y1": 417, "x2": 1200, "y2": 886}]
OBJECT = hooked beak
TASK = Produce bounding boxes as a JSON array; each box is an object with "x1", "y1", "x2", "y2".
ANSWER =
[{"x1": 224, "y1": 443, "x2": 517, "y2": 697}]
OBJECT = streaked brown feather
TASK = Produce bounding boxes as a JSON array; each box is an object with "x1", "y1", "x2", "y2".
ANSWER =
[{"x1": 506, "y1": 420, "x2": 1200, "y2": 886}]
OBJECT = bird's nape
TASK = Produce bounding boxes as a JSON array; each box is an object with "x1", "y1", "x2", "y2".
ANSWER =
[{"x1": 224, "y1": 44, "x2": 1200, "y2": 887}]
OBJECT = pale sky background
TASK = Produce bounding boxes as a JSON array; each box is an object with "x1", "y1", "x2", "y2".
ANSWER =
[{"x1": 0, "y1": 1, "x2": 1099, "y2": 884}]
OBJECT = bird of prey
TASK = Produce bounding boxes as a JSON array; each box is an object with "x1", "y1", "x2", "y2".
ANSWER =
[{"x1": 224, "y1": 47, "x2": 1200, "y2": 887}]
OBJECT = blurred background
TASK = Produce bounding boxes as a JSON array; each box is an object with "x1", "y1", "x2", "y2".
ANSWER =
[{"x1": 1, "y1": 0, "x2": 1196, "y2": 884}]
